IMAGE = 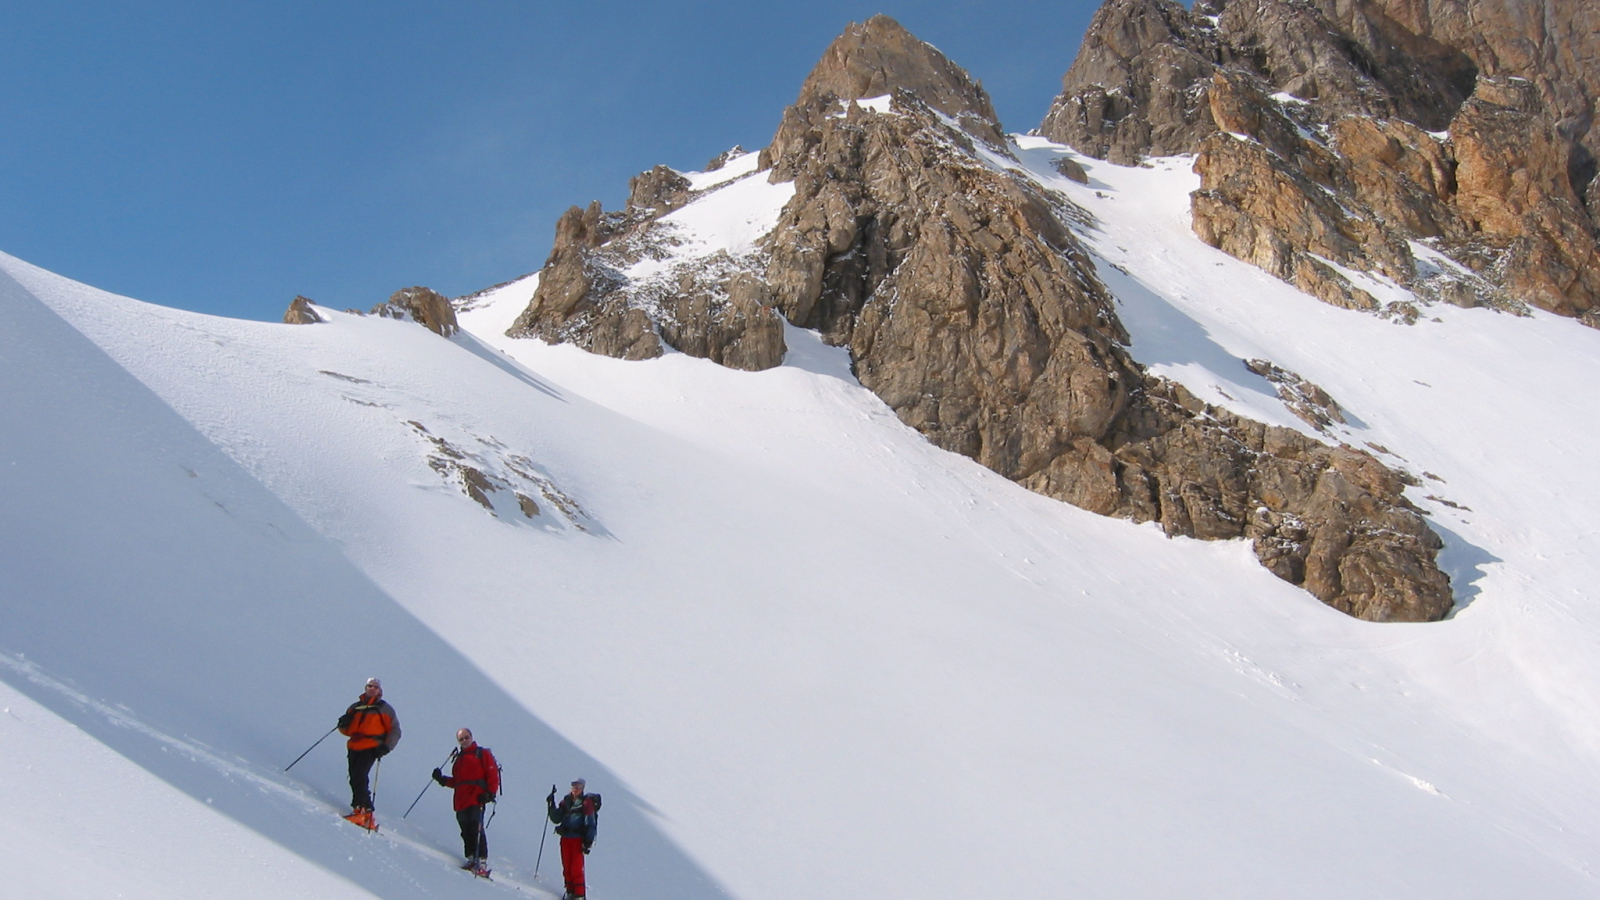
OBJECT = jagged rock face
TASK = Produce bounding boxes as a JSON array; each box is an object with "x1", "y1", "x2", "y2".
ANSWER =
[
  {"x1": 786, "y1": 14, "x2": 1004, "y2": 147},
  {"x1": 627, "y1": 165, "x2": 691, "y2": 217},
  {"x1": 1045, "y1": 0, "x2": 1600, "y2": 319},
  {"x1": 509, "y1": 201, "x2": 668, "y2": 361},
  {"x1": 505, "y1": 16, "x2": 1452, "y2": 621},
  {"x1": 763, "y1": 92, "x2": 1135, "y2": 479},
  {"x1": 1038, "y1": 0, "x2": 1222, "y2": 164},
  {"x1": 507, "y1": 194, "x2": 788, "y2": 371},
  {"x1": 374, "y1": 286, "x2": 459, "y2": 337}
]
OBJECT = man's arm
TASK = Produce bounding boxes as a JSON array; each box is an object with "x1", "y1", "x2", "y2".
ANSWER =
[{"x1": 381, "y1": 703, "x2": 401, "y2": 753}]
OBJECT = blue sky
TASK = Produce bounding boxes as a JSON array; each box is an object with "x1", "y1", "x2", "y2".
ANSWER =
[{"x1": 2, "y1": 1, "x2": 1100, "y2": 321}]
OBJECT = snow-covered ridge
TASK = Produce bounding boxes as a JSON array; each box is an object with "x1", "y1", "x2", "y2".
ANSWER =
[{"x1": 683, "y1": 148, "x2": 763, "y2": 192}]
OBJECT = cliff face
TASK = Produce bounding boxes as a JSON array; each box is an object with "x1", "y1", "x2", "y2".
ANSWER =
[
  {"x1": 505, "y1": 15, "x2": 1453, "y2": 622},
  {"x1": 1042, "y1": 0, "x2": 1600, "y2": 319}
]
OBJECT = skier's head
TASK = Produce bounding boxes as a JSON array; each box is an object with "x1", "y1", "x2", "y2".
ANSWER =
[
  {"x1": 570, "y1": 778, "x2": 586, "y2": 795},
  {"x1": 363, "y1": 677, "x2": 382, "y2": 698},
  {"x1": 456, "y1": 728, "x2": 474, "y2": 748}
]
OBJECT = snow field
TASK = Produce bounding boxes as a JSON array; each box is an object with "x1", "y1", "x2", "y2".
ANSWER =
[{"x1": 5, "y1": 125, "x2": 1600, "y2": 900}]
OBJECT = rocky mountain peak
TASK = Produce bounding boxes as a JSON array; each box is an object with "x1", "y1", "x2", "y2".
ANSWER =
[
  {"x1": 795, "y1": 15, "x2": 1000, "y2": 128},
  {"x1": 763, "y1": 14, "x2": 1004, "y2": 169}
]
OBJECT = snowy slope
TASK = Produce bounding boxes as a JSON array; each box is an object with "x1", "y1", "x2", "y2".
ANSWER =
[{"x1": 6, "y1": 134, "x2": 1600, "y2": 900}]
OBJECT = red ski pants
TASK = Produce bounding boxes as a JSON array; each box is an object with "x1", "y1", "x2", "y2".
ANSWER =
[{"x1": 560, "y1": 836, "x2": 587, "y2": 896}]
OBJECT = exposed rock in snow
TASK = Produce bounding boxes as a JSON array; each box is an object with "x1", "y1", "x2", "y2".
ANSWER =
[
  {"x1": 372, "y1": 285, "x2": 459, "y2": 337},
  {"x1": 1243, "y1": 359, "x2": 1345, "y2": 433},
  {"x1": 282, "y1": 295, "x2": 323, "y2": 324}
]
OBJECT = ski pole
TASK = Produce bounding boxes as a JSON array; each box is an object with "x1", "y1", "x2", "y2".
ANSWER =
[
  {"x1": 403, "y1": 749, "x2": 459, "y2": 818},
  {"x1": 371, "y1": 758, "x2": 382, "y2": 811},
  {"x1": 284, "y1": 726, "x2": 338, "y2": 772},
  {"x1": 535, "y1": 784, "x2": 554, "y2": 876},
  {"x1": 479, "y1": 801, "x2": 494, "y2": 861}
]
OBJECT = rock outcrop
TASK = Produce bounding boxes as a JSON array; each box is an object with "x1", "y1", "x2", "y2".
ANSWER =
[
  {"x1": 373, "y1": 286, "x2": 459, "y2": 337},
  {"x1": 1042, "y1": 0, "x2": 1600, "y2": 319},
  {"x1": 504, "y1": 15, "x2": 1452, "y2": 621},
  {"x1": 508, "y1": 167, "x2": 786, "y2": 371},
  {"x1": 283, "y1": 295, "x2": 323, "y2": 324}
]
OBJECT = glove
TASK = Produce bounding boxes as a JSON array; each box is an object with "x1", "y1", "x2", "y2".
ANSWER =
[
  {"x1": 583, "y1": 843, "x2": 592, "y2": 855},
  {"x1": 376, "y1": 745, "x2": 391, "y2": 758},
  {"x1": 337, "y1": 712, "x2": 353, "y2": 731},
  {"x1": 479, "y1": 792, "x2": 494, "y2": 805},
  {"x1": 546, "y1": 789, "x2": 556, "y2": 804},
  {"x1": 432, "y1": 768, "x2": 446, "y2": 785}
]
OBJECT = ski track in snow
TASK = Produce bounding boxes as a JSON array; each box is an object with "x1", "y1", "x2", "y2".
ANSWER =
[{"x1": 5, "y1": 125, "x2": 1600, "y2": 898}]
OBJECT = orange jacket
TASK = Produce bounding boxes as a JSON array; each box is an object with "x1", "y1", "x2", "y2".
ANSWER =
[{"x1": 338, "y1": 696, "x2": 400, "y2": 753}]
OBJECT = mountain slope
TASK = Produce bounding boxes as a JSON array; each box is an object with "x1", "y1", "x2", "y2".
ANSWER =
[{"x1": 9, "y1": 173, "x2": 1600, "y2": 899}]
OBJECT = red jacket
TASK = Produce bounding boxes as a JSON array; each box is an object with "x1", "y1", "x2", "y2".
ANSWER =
[{"x1": 440, "y1": 744, "x2": 500, "y2": 811}]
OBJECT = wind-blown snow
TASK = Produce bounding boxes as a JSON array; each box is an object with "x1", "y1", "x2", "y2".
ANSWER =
[{"x1": 6, "y1": 128, "x2": 1600, "y2": 900}]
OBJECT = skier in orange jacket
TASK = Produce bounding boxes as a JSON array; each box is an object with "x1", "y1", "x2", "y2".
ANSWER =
[{"x1": 337, "y1": 677, "x2": 400, "y2": 827}]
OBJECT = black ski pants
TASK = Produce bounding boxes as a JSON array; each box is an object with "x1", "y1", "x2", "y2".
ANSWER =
[
  {"x1": 347, "y1": 746, "x2": 383, "y2": 809},
  {"x1": 457, "y1": 805, "x2": 488, "y2": 859}
]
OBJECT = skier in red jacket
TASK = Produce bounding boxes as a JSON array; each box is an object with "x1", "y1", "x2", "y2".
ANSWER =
[{"x1": 432, "y1": 728, "x2": 501, "y2": 874}]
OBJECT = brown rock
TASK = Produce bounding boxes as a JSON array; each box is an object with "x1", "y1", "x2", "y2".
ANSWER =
[
  {"x1": 627, "y1": 165, "x2": 691, "y2": 217},
  {"x1": 1244, "y1": 359, "x2": 1346, "y2": 432},
  {"x1": 372, "y1": 286, "x2": 459, "y2": 337},
  {"x1": 1448, "y1": 79, "x2": 1600, "y2": 315},
  {"x1": 787, "y1": 14, "x2": 1003, "y2": 144},
  {"x1": 1039, "y1": 0, "x2": 1221, "y2": 164},
  {"x1": 283, "y1": 295, "x2": 323, "y2": 324},
  {"x1": 1049, "y1": 0, "x2": 1600, "y2": 319},
  {"x1": 1053, "y1": 156, "x2": 1090, "y2": 183}
]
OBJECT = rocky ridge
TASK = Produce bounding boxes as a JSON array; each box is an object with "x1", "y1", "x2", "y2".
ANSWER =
[
  {"x1": 502, "y1": 15, "x2": 1452, "y2": 622},
  {"x1": 1041, "y1": 0, "x2": 1600, "y2": 320},
  {"x1": 282, "y1": 286, "x2": 461, "y2": 337}
]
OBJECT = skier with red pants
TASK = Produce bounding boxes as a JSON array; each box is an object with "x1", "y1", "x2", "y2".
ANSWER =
[
  {"x1": 547, "y1": 778, "x2": 601, "y2": 899},
  {"x1": 337, "y1": 677, "x2": 400, "y2": 829},
  {"x1": 432, "y1": 728, "x2": 501, "y2": 872}
]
